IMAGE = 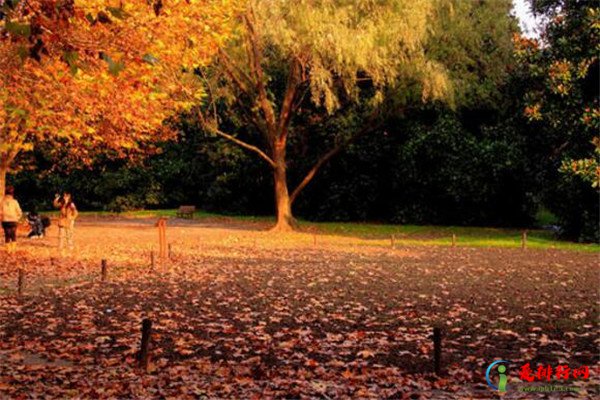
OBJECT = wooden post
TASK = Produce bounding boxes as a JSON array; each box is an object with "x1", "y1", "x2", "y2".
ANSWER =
[
  {"x1": 161, "y1": 221, "x2": 166, "y2": 258},
  {"x1": 50, "y1": 257, "x2": 59, "y2": 281},
  {"x1": 138, "y1": 319, "x2": 152, "y2": 371},
  {"x1": 391, "y1": 234, "x2": 395, "y2": 248},
  {"x1": 521, "y1": 230, "x2": 527, "y2": 249},
  {"x1": 17, "y1": 269, "x2": 24, "y2": 296},
  {"x1": 168, "y1": 243, "x2": 172, "y2": 259},
  {"x1": 451, "y1": 233, "x2": 456, "y2": 248},
  {"x1": 156, "y1": 218, "x2": 167, "y2": 258},
  {"x1": 150, "y1": 251, "x2": 155, "y2": 270},
  {"x1": 101, "y1": 259, "x2": 107, "y2": 282},
  {"x1": 433, "y1": 327, "x2": 442, "y2": 375}
]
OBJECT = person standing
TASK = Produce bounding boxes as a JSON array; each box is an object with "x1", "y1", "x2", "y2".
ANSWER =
[
  {"x1": 53, "y1": 192, "x2": 78, "y2": 251},
  {"x1": 0, "y1": 186, "x2": 23, "y2": 253}
]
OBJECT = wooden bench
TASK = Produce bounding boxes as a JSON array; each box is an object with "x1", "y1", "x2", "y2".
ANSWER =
[{"x1": 176, "y1": 205, "x2": 195, "y2": 219}]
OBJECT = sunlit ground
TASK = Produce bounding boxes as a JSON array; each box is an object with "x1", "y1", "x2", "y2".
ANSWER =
[{"x1": 0, "y1": 217, "x2": 597, "y2": 398}]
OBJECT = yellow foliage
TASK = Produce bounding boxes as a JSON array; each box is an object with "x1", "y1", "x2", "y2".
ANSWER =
[{"x1": 1, "y1": 0, "x2": 240, "y2": 169}]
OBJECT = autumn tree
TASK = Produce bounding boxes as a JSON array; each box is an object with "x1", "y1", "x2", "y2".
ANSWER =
[
  {"x1": 199, "y1": 0, "x2": 515, "y2": 231},
  {"x1": 519, "y1": 1, "x2": 599, "y2": 186},
  {"x1": 515, "y1": 0, "x2": 599, "y2": 240},
  {"x1": 0, "y1": 0, "x2": 237, "y2": 195}
]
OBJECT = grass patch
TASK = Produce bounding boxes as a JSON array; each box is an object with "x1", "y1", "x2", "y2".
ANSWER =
[
  {"x1": 308, "y1": 221, "x2": 599, "y2": 252},
  {"x1": 74, "y1": 209, "x2": 273, "y2": 222},
  {"x1": 59, "y1": 209, "x2": 600, "y2": 252}
]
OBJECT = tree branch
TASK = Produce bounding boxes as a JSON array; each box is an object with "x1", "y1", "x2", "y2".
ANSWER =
[
  {"x1": 277, "y1": 59, "x2": 301, "y2": 141},
  {"x1": 552, "y1": 140, "x2": 570, "y2": 159},
  {"x1": 230, "y1": 96, "x2": 270, "y2": 138},
  {"x1": 218, "y1": 49, "x2": 254, "y2": 97},
  {"x1": 289, "y1": 118, "x2": 383, "y2": 204},
  {"x1": 243, "y1": 11, "x2": 277, "y2": 137},
  {"x1": 196, "y1": 68, "x2": 219, "y2": 122},
  {"x1": 291, "y1": 84, "x2": 310, "y2": 115},
  {"x1": 204, "y1": 124, "x2": 276, "y2": 168}
]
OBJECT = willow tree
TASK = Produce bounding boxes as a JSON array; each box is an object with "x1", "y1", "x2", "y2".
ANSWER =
[
  {"x1": 200, "y1": 0, "x2": 511, "y2": 230},
  {"x1": 199, "y1": 0, "x2": 457, "y2": 231}
]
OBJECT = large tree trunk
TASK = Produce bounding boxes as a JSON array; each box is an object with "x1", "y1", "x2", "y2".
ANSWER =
[{"x1": 271, "y1": 144, "x2": 295, "y2": 231}]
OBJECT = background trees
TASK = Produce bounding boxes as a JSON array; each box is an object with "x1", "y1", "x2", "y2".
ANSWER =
[
  {"x1": 5, "y1": 0, "x2": 599, "y2": 241},
  {"x1": 513, "y1": 0, "x2": 599, "y2": 241}
]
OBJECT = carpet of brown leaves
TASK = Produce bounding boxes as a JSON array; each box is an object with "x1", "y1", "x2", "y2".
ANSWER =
[{"x1": 0, "y1": 218, "x2": 598, "y2": 399}]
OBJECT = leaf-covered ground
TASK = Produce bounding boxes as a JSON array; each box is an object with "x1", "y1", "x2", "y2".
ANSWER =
[{"x1": 0, "y1": 218, "x2": 598, "y2": 399}]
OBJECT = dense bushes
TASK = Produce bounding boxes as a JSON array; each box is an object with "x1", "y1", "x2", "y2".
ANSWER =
[
  {"x1": 294, "y1": 112, "x2": 535, "y2": 227},
  {"x1": 11, "y1": 109, "x2": 536, "y2": 226},
  {"x1": 545, "y1": 174, "x2": 599, "y2": 242}
]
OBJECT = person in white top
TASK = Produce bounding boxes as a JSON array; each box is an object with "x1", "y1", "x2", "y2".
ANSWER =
[
  {"x1": 0, "y1": 186, "x2": 23, "y2": 253},
  {"x1": 53, "y1": 192, "x2": 78, "y2": 251}
]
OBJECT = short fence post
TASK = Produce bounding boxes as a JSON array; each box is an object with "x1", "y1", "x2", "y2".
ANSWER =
[
  {"x1": 101, "y1": 259, "x2": 108, "y2": 282},
  {"x1": 50, "y1": 257, "x2": 58, "y2": 281},
  {"x1": 521, "y1": 231, "x2": 527, "y2": 249},
  {"x1": 168, "y1": 243, "x2": 172, "y2": 259},
  {"x1": 452, "y1": 233, "x2": 456, "y2": 248},
  {"x1": 150, "y1": 251, "x2": 155, "y2": 270},
  {"x1": 391, "y1": 234, "x2": 395, "y2": 248},
  {"x1": 17, "y1": 269, "x2": 24, "y2": 296},
  {"x1": 157, "y1": 218, "x2": 167, "y2": 258},
  {"x1": 433, "y1": 327, "x2": 442, "y2": 375},
  {"x1": 138, "y1": 319, "x2": 152, "y2": 371}
]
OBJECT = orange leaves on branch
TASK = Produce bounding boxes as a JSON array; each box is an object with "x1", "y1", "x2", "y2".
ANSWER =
[{"x1": 1, "y1": 0, "x2": 240, "y2": 173}]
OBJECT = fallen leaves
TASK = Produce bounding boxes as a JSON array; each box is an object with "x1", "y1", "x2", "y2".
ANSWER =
[
  {"x1": 0, "y1": 220, "x2": 597, "y2": 398},
  {"x1": 356, "y1": 349, "x2": 376, "y2": 359}
]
